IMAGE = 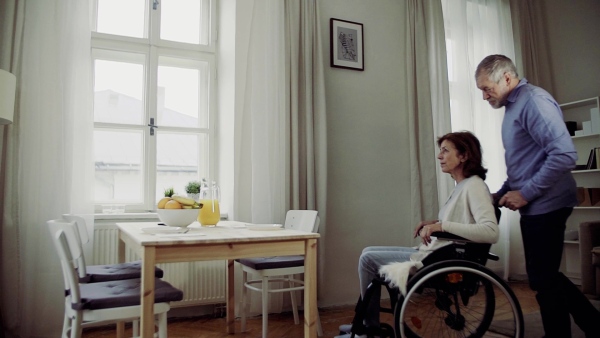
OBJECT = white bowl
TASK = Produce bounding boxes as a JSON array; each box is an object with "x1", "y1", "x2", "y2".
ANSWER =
[{"x1": 156, "y1": 209, "x2": 199, "y2": 227}]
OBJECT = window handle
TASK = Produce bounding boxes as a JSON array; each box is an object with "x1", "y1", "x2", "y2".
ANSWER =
[
  {"x1": 153, "y1": 0, "x2": 159, "y2": 10},
  {"x1": 148, "y1": 118, "x2": 158, "y2": 136}
]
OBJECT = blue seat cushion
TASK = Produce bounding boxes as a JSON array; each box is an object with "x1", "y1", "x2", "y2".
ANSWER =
[
  {"x1": 74, "y1": 277, "x2": 183, "y2": 310},
  {"x1": 237, "y1": 255, "x2": 304, "y2": 270},
  {"x1": 81, "y1": 260, "x2": 164, "y2": 283}
]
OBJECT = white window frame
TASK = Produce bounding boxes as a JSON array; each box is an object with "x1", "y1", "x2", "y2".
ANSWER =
[{"x1": 91, "y1": 0, "x2": 218, "y2": 213}]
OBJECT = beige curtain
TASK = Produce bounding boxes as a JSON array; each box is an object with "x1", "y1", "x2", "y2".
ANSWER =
[
  {"x1": 405, "y1": 0, "x2": 449, "y2": 226},
  {"x1": 511, "y1": 0, "x2": 554, "y2": 91},
  {"x1": 424, "y1": 0, "x2": 454, "y2": 210},
  {"x1": 0, "y1": 1, "x2": 23, "y2": 336},
  {"x1": 284, "y1": 0, "x2": 327, "y2": 292}
]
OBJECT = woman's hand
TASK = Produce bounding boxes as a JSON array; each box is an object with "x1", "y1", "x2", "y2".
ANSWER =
[
  {"x1": 415, "y1": 221, "x2": 443, "y2": 245},
  {"x1": 414, "y1": 220, "x2": 439, "y2": 238}
]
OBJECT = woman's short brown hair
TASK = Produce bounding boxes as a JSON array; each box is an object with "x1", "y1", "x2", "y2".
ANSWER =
[{"x1": 437, "y1": 131, "x2": 488, "y2": 180}]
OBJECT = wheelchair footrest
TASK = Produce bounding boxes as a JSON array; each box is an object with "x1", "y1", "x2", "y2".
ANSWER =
[{"x1": 347, "y1": 323, "x2": 394, "y2": 338}]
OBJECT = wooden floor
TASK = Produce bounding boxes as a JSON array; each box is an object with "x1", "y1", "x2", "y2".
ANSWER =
[{"x1": 83, "y1": 281, "x2": 538, "y2": 338}]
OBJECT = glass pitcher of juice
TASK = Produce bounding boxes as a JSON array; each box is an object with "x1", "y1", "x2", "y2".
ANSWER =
[{"x1": 198, "y1": 180, "x2": 220, "y2": 227}]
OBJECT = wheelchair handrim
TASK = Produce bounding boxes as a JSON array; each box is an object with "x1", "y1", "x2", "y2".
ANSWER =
[{"x1": 398, "y1": 260, "x2": 524, "y2": 338}]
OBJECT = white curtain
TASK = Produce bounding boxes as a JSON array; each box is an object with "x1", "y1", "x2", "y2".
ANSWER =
[
  {"x1": 0, "y1": 1, "x2": 94, "y2": 337},
  {"x1": 233, "y1": 0, "x2": 287, "y2": 226},
  {"x1": 441, "y1": 0, "x2": 520, "y2": 279},
  {"x1": 233, "y1": 0, "x2": 327, "y2": 313}
]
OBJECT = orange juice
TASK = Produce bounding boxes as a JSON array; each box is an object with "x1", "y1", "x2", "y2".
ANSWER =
[{"x1": 198, "y1": 199, "x2": 220, "y2": 226}]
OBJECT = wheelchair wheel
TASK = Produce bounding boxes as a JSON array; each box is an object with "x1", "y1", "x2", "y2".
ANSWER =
[{"x1": 394, "y1": 260, "x2": 524, "y2": 338}]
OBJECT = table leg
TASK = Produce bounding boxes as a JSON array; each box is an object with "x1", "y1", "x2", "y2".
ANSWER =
[
  {"x1": 116, "y1": 322, "x2": 125, "y2": 338},
  {"x1": 304, "y1": 238, "x2": 318, "y2": 338},
  {"x1": 226, "y1": 259, "x2": 235, "y2": 333},
  {"x1": 141, "y1": 246, "x2": 156, "y2": 338},
  {"x1": 117, "y1": 232, "x2": 125, "y2": 263},
  {"x1": 117, "y1": 231, "x2": 127, "y2": 337}
]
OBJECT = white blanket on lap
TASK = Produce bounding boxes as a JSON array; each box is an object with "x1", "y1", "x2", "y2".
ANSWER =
[{"x1": 379, "y1": 239, "x2": 452, "y2": 296}]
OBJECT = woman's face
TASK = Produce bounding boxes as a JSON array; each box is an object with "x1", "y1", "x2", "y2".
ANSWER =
[{"x1": 438, "y1": 140, "x2": 466, "y2": 180}]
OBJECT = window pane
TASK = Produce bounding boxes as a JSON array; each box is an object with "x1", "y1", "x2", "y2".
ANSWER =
[
  {"x1": 94, "y1": 130, "x2": 144, "y2": 203},
  {"x1": 96, "y1": 0, "x2": 146, "y2": 38},
  {"x1": 156, "y1": 132, "x2": 208, "y2": 203},
  {"x1": 160, "y1": 0, "x2": 210, "y2": 45},
  {"x1": 94, "y1": 59, "x2": 144, "y2": 125},
  {"x1": 157, "y1": 61, "x2": 209, "y2": 128}
]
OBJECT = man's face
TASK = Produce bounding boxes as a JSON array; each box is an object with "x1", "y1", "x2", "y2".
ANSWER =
[{"x1": 476, "y1": 73, "x2": 511, "y2": 109}]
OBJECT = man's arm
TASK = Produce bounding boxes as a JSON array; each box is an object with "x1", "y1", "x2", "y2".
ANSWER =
[{"x1": 518, "y1": 96, "x2": 577, "y2": 203}]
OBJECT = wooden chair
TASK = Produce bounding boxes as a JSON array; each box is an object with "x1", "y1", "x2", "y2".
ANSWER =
[
  {"x1": 238, "y1": 210, "x2": 323, "y2": 337},
  {"x1": 61, "y1": 214, "x2": 164, "y2": 283},
  {"x1": 48, "y1": 219, "x2": 183, "y2": 338}
]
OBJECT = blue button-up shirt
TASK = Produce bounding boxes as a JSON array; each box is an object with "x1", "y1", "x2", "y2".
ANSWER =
[{"x1": 496, "y1": 78, "x2": 578, "y2": 215}]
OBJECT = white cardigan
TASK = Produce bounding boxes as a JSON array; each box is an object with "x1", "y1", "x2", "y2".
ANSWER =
[
  {"x1": 380, "y1": 175, "x2": 499, "y2": 295},
  {"x1": 438, "y1": 175, "x2": 499, "y2": 243}
]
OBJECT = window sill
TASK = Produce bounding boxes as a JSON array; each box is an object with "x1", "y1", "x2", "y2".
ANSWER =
[
  {"x1": 94, "y1": 212, "x2": 158, "y2": 221},
  {"x1": 94, "y1": 211, "x2": 229, "y2": 221}
]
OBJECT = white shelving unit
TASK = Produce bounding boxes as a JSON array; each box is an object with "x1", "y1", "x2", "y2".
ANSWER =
[{"x1": 559, "y1": 96, "x2": 600, "y2": 285}]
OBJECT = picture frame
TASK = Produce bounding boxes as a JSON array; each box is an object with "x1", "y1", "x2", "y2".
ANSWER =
[{"x1": 330, "y1": 18, "x2": 364, "y2": 71}]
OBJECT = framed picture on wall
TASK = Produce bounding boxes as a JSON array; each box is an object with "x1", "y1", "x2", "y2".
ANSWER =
[{"x1": 330, "y1": 18, "x2": 364, "y2": 71}]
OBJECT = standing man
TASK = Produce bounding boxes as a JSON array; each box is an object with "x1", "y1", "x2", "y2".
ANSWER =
[{"x1": 475, "y1": 54, "x2": 600, "y2": 338}]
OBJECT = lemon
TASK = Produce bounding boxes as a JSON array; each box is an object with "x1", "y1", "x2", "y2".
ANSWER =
[
  {"x1": 157, "y1": 197, "x2": 171, "y2": 209},
  {"x1": 165, "y1": 200, "x2": 182, "y2": 209}
]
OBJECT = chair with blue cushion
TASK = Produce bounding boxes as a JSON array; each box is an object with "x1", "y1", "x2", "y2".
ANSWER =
[
  {"x1": 61, "y1": 214, "x2": 164, "y2": 283},
  {"x1": 48, "y1": 218, "x2": 184, "y2": 338},
  {"x1": 237, "y1": 210, "x2": 323, "y2": 338}
]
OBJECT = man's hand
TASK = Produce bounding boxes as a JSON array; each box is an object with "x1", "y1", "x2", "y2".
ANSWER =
[{"x1": 498, "y1": 190, "x2": 528, "y2": 210}]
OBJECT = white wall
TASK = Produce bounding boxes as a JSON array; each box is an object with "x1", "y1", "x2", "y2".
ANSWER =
[
  {"x1": 318, "y1": 0, "x2": 414, "y2": 307},
  {"x1": 317, "y1": 0, "x2": 600, "y2": 307}
]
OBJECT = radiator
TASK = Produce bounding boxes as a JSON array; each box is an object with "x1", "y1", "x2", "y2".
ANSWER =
[{"x1": 92, "y1": 225, "x2": 227, "y2": 308}]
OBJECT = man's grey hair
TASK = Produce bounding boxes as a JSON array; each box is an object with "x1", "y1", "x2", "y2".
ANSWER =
[{"x1": 475, "y1": 54, "x2": 519, "y2": 83}]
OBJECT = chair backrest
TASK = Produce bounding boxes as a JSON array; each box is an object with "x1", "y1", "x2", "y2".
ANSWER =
[
  {"x1": 284, "y1": 210, "x2": 319, "y2": 233},
  {"x1": 62, "y1": 214, "x2": 90, "y2": 244},
  {"x1": 48, "y1": 219, "x2": 85, "y2": 304},
  {"x1": 54, "y1": 215, "x2": 89, "y2": 279}
]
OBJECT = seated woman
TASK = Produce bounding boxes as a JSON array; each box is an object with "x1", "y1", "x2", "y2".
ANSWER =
[{"x1": 337, "y1": 131, "x2": 499, "y2": 338}]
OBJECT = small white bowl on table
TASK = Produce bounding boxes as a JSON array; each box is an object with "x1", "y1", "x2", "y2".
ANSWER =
[{"x1": 156, "y1": 209, "x2": 199, "y2": 227}]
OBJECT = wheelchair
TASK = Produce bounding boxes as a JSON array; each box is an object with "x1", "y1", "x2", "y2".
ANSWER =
[{"x1": 343, "y1": 231, "x2": 525, "y2": 338}]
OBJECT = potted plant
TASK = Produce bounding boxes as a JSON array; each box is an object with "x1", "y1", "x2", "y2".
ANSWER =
[{"x1": 185, "y1": 180, "x2": 201, "y2": 200}]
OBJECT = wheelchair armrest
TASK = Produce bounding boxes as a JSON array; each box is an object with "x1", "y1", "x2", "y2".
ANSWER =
[
  {"x1": 487, "y1": 253, "x2": 500, "y2": 261},
  {"x1": 431, "y1": 231, "x2": 469, "y2": 242},
  {"x1": 432, "y1": 231, "x2": 500, "y2": 262}
]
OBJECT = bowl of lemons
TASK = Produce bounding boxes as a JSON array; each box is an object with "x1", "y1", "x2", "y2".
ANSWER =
[{"x1": 156, "y1": 195, "x2": 202, "y2": 227}]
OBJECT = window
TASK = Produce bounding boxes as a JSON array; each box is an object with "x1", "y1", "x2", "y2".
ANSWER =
[{"x1": 91, "y1": 0, "x2": 216, "y2": 212}]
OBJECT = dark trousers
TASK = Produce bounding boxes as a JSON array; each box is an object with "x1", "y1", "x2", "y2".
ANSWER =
[{"x1": 520, "y1": 207, "x2": 600, "y2": 338}]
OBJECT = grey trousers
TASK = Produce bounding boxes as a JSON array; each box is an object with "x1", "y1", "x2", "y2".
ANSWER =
[{"x1": 358, "y1": 246, "x2": 417, "y2": 327}]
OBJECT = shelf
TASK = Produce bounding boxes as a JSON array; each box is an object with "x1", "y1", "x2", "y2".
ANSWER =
[
  {"x1": 561, "y1": 97, "x2": 598, "y2": 288},
  {"x1": 572, "y1": 133, "x2": 600, "y2": 140},
  {"x1": 572, "y1": 169, "x2": 600, "y2": 174},
  {"x1": 559, "y1": 96, "x2": 599, "y2": 110}
]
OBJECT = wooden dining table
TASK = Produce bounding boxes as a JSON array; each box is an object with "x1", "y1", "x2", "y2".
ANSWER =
[{"x1": 116, "y1": 222, "x2": 320, "y2": 338}]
